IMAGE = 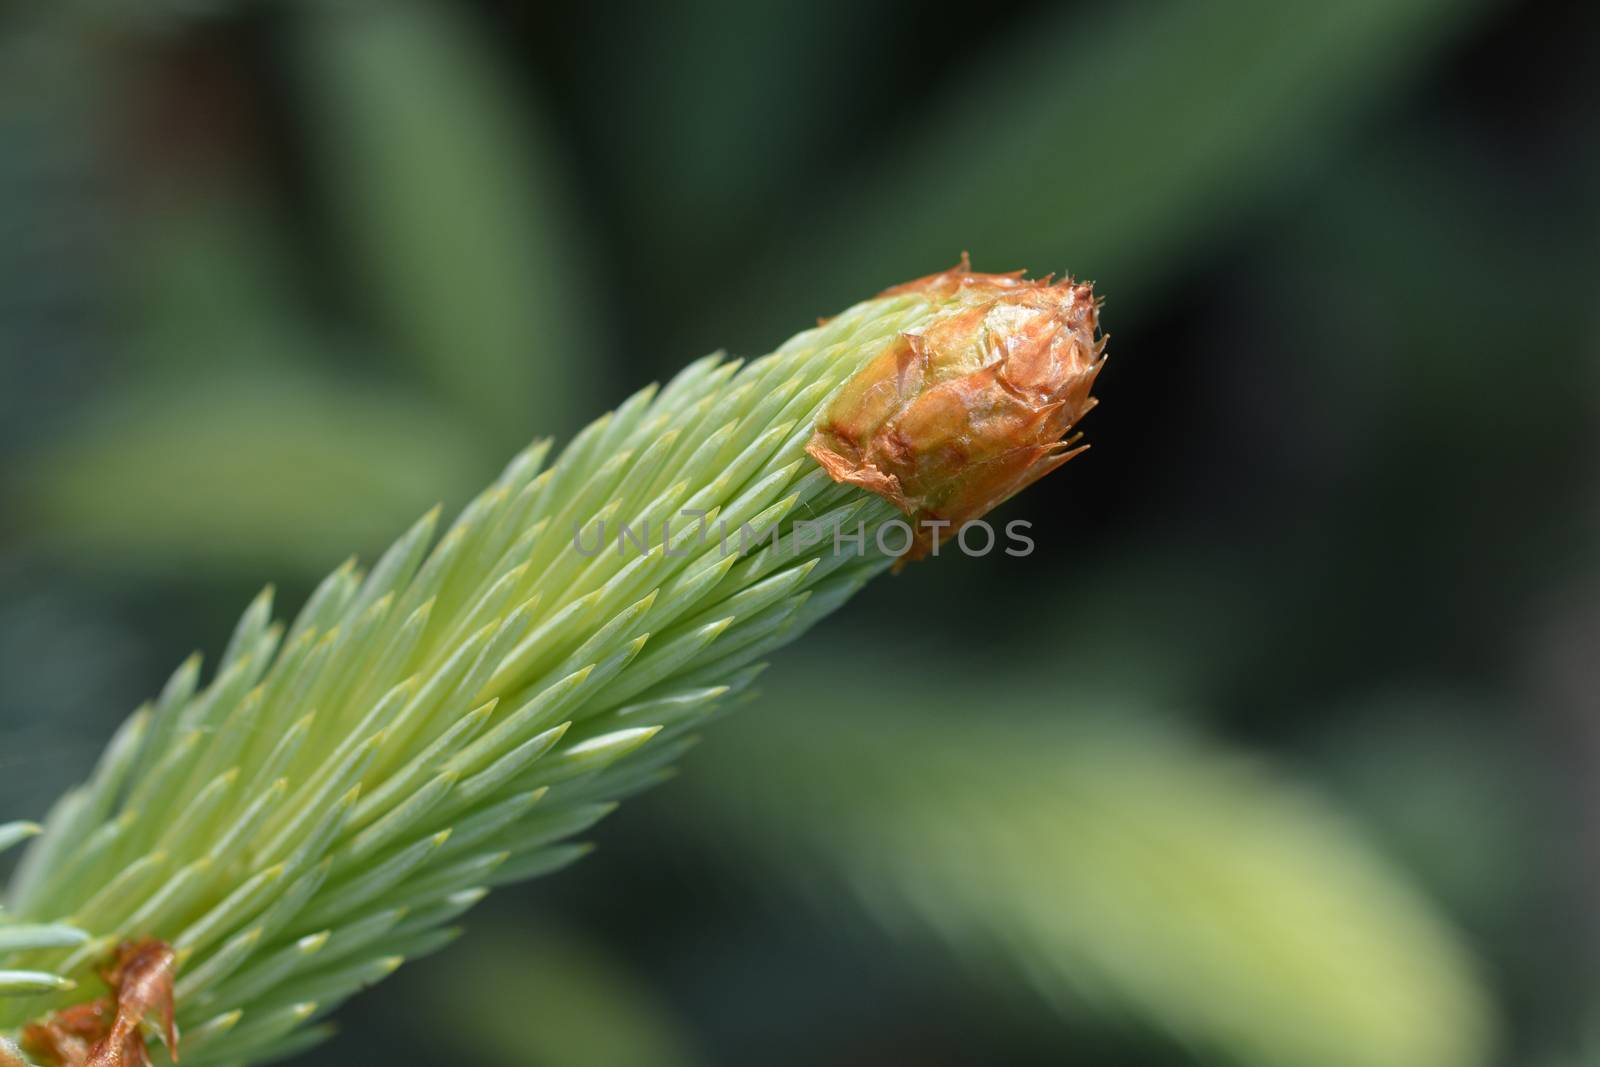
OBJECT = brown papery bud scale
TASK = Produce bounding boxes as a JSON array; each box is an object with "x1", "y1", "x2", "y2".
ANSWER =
[{"x1": 806, "y1": 255, "x2": 1106, "y2": 558}]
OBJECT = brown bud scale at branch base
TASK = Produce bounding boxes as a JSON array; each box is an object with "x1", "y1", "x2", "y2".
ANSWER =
[{"x1": 21, "y1": 940, "x2": 177, "y2": 1067}]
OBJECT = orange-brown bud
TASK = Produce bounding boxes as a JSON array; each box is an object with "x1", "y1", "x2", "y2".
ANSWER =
[{"x1": 806, "y1": 257, "x2": 1105, "y2": 558}]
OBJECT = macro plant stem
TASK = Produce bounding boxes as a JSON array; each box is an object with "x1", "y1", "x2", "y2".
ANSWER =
[{"x1": 0, "y1": 262, "x2": 1102, "y2": 1067}]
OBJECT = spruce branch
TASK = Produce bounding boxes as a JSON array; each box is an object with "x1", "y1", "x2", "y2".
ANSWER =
[{"x1": 0, "y1": 263, "x2": 1102, "y2": 1065}]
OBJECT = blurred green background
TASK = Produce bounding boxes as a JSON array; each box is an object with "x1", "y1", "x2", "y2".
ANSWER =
[{"x1": 2, "y1": 0, "x2": 1597, "y2": 1064}]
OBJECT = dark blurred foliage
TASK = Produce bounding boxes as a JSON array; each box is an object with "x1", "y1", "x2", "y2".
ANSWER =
[{"x1": 2, "y1": 0, "x2": 1598, "y2": 1064}]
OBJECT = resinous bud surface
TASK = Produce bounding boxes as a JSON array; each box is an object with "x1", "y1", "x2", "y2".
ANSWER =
[{"x1": 807, "y1": 257, "x2": 1105, "y2": 556}]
